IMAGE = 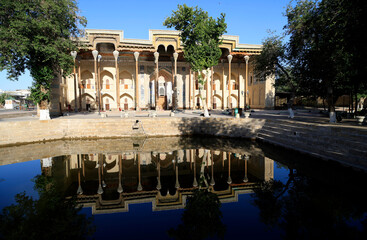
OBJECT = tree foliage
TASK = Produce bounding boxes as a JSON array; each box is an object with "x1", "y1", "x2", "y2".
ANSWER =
[
  {"x1": 0, "y1": 93, "x2": 10, "y2": 106},
  {"x1": 0, "y1": 0, "x2": 86, "y2": 106},
  {"x1": 168, "y1": 189, "x2": 226, "y2": 240},
  {"x1": 164, "y1": 4, "x2": 227, "y2": 73},
  {"x1": 0, "y1": 175, "x2": 95, "y2": 240},
  {"x1": 164, "y1": 4, "x2": 226, "y2": 115},
  {"x1": 257, "y1": 0, "x2": 367, "y2": 113}
]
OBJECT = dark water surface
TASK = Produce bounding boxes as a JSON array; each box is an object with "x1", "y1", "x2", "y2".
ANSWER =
[{"x1": 1, "y1": 137, "x2": 367, "y2": 240}]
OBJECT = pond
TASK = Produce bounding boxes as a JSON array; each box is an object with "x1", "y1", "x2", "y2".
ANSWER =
[{"x1": 0, "y1": 137, "x2": 367, "y2": 239}]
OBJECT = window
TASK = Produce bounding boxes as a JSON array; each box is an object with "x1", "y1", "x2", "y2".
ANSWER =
[{"x1": 106, "y1": 79, "x2": 110, "y2": 89}]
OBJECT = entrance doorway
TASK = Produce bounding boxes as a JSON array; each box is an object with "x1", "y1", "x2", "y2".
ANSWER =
[{"x1": 124, "y1": 98, "x2": 128, "y2": 110}]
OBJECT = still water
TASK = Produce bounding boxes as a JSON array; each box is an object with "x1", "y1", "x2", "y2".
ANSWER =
[{"x1": 0, "y1": 137, "x2": 367, "y2": 239}]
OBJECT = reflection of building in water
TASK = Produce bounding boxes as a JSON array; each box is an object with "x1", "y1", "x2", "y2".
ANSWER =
[{"x1": 42, "y1": 149, "x2": 274, "y2": 214}]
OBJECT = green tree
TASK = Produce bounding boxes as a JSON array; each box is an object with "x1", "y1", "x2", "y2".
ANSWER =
[
  {"x1": 284, "y1": 0, "x2": 367, "y2": 121},
  {"x1": 254, "y1": 33, "x2": 301, "y2": 118},
  {"x1": 0, "y1": 175, "x2": 95, "y2": 240},
  {"x1": 0, "y1": 93, "x2": 10, "y2": 106},
  {"x1": 164, "y1": 4, "x2": 227, "y2": 117},
  {"x1": 0, "y1": 0, "x2": 86, "y2": 111}
]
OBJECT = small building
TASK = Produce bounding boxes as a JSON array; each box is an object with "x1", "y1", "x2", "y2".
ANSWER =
[{"x1": 4, "y1": 97, "x2": 19, "y2": 109}]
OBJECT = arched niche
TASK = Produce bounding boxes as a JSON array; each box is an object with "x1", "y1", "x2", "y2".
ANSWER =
[{"x1": 100, "y1": 70, "x2": 114, "y2": 90}]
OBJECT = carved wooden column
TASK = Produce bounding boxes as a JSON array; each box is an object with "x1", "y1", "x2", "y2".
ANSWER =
[
  {"x1": 71, "y1": 51, "x2": 78, "y2": 112},
  {"x1": 244, "y1": 55, "x2": 250, "y2": 110},
  {"x1": 206, "y1": 69, "x2": 209, "y2": 108},
  {"x1": 189, "y1": 68, "x2": 192, "y2": 109},
  {"x1": 211, "y1": 66, "x2": 214, "y2": 109},
  {"x1": 221, "y1": 60, "x2": 225, "y2": 109},
  {"x1": 238, "y1": 62, "x2": 241, "y2": 108},
  {"x1": 113, "y1": 50, "x2": 120, "y2": 110},
  {"x1": 78, "y1": 61, "x2": 82, "y2": 111},
  {"x1": 134, "y1": 52, "x2": 140, "y2": 110},
  {"x1": 227, "y1": 54, "x2": 233, "y2": 109},
  {"x1": 173, "y1": 52, "x2": 178, "y2": 110},
  {"x1": 154, "y1": 52, "x2": 159, "y2": 110}
]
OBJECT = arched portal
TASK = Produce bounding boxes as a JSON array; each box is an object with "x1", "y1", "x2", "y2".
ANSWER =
[
  {"x1": 102, "y1": 93, "x2": 114, "y2": 111},
  {"x1": 230, "y1": 94, "x2": 238, "y2": 108},
  {"x1": 213, "y1": 94, "x2": 222, "y2": 109},
  {"x1": 81, "y1": 93, "x2": 95, "y2": 111},
  {"x1": 81, "y1": 70, "x2": 93, "y2": 89},
  {"x1": 153, "y1": 69, "x2": 172, "y2": 110},
  {"x1": 100, "y1": 70, "x2": 114, "y2": 90},
  {"x1": 120, "y1": 93, "x2": 134, "y2": 110}
]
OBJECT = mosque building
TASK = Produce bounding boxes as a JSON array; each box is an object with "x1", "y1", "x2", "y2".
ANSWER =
[{"x1": 50, "y1": 29, "x2": 275, "y2": 115}]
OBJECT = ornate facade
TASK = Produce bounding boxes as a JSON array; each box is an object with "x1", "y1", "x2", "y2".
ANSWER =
[{"x1": 51, "y1": 29, "x2": 275, "y2": 115}]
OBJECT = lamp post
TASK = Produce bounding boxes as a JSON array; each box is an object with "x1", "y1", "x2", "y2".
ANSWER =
[
  {"x1": 71, "y1": 51, "x2": 78, "y2": 112},
  {"x1": 92, "y1": 50, "x2": 99, "y2": 113},
  {"x1": 244, "y1": 55, "x2": 250, "y2": 112},
  {"x1": 227, "y1": 54, "x2": 233, "y2": 109}
]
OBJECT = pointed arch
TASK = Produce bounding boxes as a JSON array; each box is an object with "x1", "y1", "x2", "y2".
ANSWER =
[
  {"x1": 81, "y1": 93, "x2": 95, "y2": 101},
  {"x1": 120, "y1": 93, "x2": 134, "y2": 110},
  {"x1": 120, "y1": 70, "x2": 133, "y2": 90},
  {"x1": 156, "y1": 68, "x2": 172, "y2": 82},
  {"x1": 213, "y1": 94, "x2": 222, "y2": 109},
  {"x1": 81, "y1": 93, "x2": 96, "y2": 110},
  {"x1": 230, "y1": 94, "x2": 238, "y2": 108},
  {"x1": 120, "y1": 93, "x2": 133, "y2": 101},
  {"x1": 101, "y1": 93, "x2": 115, "y2": 101},
  {"x1": 81, "y1": 70, "x2": 94, "y2": 89},
  {"x1": 231, "y1": 73, "x2": 238, "y2": 90},
  {"x1": 100, "y1": 70, "x2": 114, "y2": 90},
  {"x1": 213, "y1": 94, "x2": 222, "y2": 101}
]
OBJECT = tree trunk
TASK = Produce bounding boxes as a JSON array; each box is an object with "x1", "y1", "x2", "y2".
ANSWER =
[
  {"x1": 198, "y1": 150, "x2": 209, "y2": 189},
  {"x1": 198, "y1": 70, "x2": 210, "y2": 117}
]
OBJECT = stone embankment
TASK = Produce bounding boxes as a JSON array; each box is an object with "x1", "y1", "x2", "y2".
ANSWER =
[
  {"x1": 0, "y1": 117, "x2": 366, "y2": 170},
  {"x1": 256, "y1": 119, "x2": 367, "y2": 170}
]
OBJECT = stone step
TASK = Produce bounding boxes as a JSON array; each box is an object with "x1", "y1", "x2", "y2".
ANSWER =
[
  {"x1": 261, "y1": 122, "x2": 367, "y2": 148},
  {"x1": 258, "y1": 128, "x2": 349, "y2": 155}
]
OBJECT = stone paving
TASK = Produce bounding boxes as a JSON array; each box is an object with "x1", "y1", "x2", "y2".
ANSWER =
[{"x1": 0, "y1": 108, "x2": 365, "y2": 128}]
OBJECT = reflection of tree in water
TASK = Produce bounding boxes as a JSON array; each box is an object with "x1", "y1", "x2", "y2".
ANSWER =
[
  {"x1": 169, "y1": 150, "x2": 226, "y2": 240},
  {"x1": 252, "y1": 168, "x2": 367, "y2": 239},
  {"x1": 168, "y1": 189, "x2": 226, "y2": 240},
  {"x1": 0, "y1": 175, "x2": 95, "y2": 240}
]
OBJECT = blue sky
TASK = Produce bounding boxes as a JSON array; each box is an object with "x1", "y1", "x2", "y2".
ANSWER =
[{"x1": 0, "y1": 0, "x2": 289, "y2": 91}]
